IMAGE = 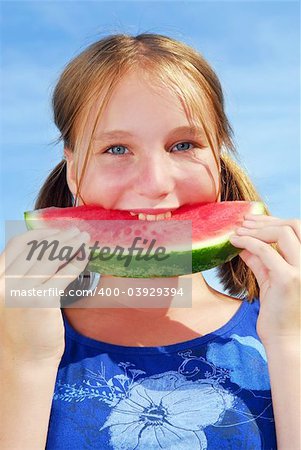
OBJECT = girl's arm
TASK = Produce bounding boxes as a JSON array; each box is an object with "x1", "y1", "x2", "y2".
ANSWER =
[
  {"x1": 0, "y1": 228, "x2": 90, "y2": 449},
  {"x1": 229, "y1": 214, "x2": 300, "y2": 449},
  {"x1": 265, "y1": 337, "x2": 301, "y2": 450},
  {"x1": 0, "y1": 355, "x2": 60, "y2": 450}
]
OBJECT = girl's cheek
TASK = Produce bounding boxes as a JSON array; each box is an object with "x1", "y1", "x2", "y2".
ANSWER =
[{"x1": 78, "y1": 165, "x2": 129, "y2": 205}]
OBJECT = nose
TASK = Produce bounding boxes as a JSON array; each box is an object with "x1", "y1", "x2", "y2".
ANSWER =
[{"x1": 134, "y1": 152, "x2": 175, "y2": 200}]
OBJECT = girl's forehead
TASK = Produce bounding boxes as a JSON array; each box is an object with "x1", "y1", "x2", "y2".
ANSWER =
[
  {"x1": 95, "y1": 68, "x2": 189, "y2": 108},
  {"x1": 89, "y1": 76, "x2": 191, "y2": 127},
  {"x1": 77, "y1": 67, "x2": 212, "y2": 147},
  {"x1": 108, "y1": 70, "x2": 180, "y2": 103}
]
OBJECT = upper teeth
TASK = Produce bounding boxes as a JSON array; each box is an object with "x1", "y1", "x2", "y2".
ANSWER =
[{"x1": 129, "y1": 211, "x2": 172, "y2": 221}]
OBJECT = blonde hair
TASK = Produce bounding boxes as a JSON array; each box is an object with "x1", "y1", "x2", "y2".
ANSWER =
[{"x1": 36, "y1": 33, "x2": 276, "y2": 302}]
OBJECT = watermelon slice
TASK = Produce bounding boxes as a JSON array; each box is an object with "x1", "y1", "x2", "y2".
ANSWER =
[{"x1": 24, "y1": 201, "x2": 265, "y2": 277}]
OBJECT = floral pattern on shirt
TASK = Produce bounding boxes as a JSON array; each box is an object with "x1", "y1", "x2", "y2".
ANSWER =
[{"x1": 52, "y1": 335, "x2": 274, "y2": 449}]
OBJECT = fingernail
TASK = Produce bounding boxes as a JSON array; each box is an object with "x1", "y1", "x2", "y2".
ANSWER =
[
  {"x1": 236, "y1": 227, "x2": 248, "y2": 233},
  {"x1": 51, "y1": 228, "x2": 61, "y2": 233},
  {"x1": 69, "y1": 227, "x2": 80, "y2": 234},
  {"x1": 80, "y1": 231, "x2": 90, "y2": 241},
  {"x1": 242, "y1": 220, "x2": 255, "y2": 226},
  {"x1": 46, "y1": 228, "x2": 61, "y2": 234}
]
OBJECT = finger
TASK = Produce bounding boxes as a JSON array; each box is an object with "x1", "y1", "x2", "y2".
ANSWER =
[
  {"x1": 238, "y1": 249, "x2": 270, "y2": 289},
  {"x1": 243, "y1": 215, "x2": 301, "y2": 241},
  {"x1": 229, "y1": 234, "x2": 290, "y2": 281},
  {"x1": 26, "y1": 231, "x2": 91, "y2": 280},
  {"x1": 43, "y1": 246, "x2": 91, "y2": 291},
  {"x1": 4, "y1": 228, "x2": 83, "y2": 281},
  {"x1": 0, "y1": 228, "x2": 62, "y2": 277},
  {"x1": 235, "y1": 225, "x2": 300, "y2": 267},
  {"x1": 3, "y1": 234, "x2": 91, "y2": 308}
]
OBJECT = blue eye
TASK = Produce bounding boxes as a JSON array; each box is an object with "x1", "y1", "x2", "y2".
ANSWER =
[
  {"x1": 172, "y1": 142, "x2": 193, "y2": 152},
  {"x1": 105, "y1": 145, "x2": 129, "y2": 156}
]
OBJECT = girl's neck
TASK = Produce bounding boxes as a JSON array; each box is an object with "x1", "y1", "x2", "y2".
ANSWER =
[{"x1": 64, "y1": 272, "x2": 229, "y2": 321}]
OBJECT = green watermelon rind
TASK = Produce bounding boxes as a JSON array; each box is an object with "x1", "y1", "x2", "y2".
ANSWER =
[
  {"x1": 24, "y1": 211, "x2": 34, "y2": 230},
  {"x1": 86, "y1": 241, "x2": 241, "y2": 277}
]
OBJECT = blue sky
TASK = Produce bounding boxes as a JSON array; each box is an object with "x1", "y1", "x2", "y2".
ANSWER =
[{"x1": 1, "y1": 1, "x2": 300, "y2": 293}]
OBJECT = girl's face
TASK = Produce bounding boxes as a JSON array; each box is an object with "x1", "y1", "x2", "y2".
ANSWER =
[{"x1": 65, "y1": 70, "x2": 221, "y2": 211}]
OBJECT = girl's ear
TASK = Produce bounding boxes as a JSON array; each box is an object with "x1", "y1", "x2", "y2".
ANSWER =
[{"x1": 64, "y1": 147, "x2": 77, "y2": 196}]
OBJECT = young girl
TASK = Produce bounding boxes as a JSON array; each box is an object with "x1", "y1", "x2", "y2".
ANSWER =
[{"x1": 1, "y1": 33, "x2": 300, "y2": 450}]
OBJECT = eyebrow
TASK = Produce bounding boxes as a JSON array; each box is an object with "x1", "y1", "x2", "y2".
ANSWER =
[{"x1": 93, "y1": 125, "x2": 205, "y2": 141}]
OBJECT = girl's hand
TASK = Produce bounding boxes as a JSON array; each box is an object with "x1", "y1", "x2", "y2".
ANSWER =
[
  {"x1": 229, "y1": 214, "x2": 300, "y2": 346},
  {"x1": 0, "y1": 227, "x2": 90, "y2": 363}
]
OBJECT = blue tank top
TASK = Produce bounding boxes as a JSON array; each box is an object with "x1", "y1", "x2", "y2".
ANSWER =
[{"x1": 46, "y1": 298, "x2": 277, "y2": 449}]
